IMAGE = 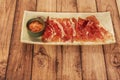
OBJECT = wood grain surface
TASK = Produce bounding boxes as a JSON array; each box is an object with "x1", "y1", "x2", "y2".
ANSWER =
[
  {"x1": 96, "y1": 0, "x2": 120, "y2": 79},
  {"x1": 116, "y1": 0, "x2": 120, "y2": 14},
  {"x1": 57, "y1": 0, "x2": 82, "y2": 80},
  {"x1": 6, "y1": 0, "x2": 36, "y2": 80},
  {"x1": 0, "y1": 0, "x2": 120, "y2": 80},
  {"x1": 32, "y1": 0, "x2": 57, "y2": 80},
  {"x1": 78, "y1": 0, "x2": 107, "y2": 80},
  {"x1": 0, "y1": 0, "x2": 16, "y2": 80}
]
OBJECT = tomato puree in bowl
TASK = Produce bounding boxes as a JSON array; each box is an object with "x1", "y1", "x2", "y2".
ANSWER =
[{"x1": 28, "y1": 21, "x2": 43, "y2": 33}]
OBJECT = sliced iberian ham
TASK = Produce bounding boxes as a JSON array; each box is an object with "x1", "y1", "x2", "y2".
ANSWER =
[
  {"x1": 57, "y1": 18, "x2": 73, "y2": 42},
  {"x1": 42, "y1": 17, "x2": 62, "y2": 42},
  {"x1": 42, "y1": 16, "x2": 113, "y2": 42},
  {"x1": 42, "y1": 17, "x2": 74, "y2": 42}
]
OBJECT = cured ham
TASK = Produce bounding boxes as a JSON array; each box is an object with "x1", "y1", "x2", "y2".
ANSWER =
[{"x1": 42, "y1": 16, "x2": 113, "y2": 42}]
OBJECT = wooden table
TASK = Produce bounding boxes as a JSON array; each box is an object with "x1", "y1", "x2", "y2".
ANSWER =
[{"x1": 0, "y1": 0, "x2": 120, "y2": 80}]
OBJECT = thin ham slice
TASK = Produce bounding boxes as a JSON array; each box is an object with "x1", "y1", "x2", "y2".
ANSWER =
[{"x1": 42, "y1": 16, "x2": 113, "y2": 42}]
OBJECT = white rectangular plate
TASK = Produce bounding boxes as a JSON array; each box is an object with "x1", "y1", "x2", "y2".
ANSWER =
[{"x1": 21, "y1": 11, "x2": 116, "y2": 45}]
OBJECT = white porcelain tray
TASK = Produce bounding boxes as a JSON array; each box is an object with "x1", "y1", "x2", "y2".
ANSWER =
[{"x1": 21, "y1": 11, "x2": 116, "y2": 45}]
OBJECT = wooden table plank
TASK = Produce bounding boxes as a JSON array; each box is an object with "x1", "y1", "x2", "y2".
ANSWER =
[
  {"x1": 0, "y1": 0, "x2": 16, "y2": 80},
  {"x1": 116, "y1": 0, "x2": 120, "y2": 14},
  {"x1": 56, "y1": 46, "x2": 63, "y2": 80},
  {"x1": 56, "y1": 0, "x2": 82, "y2": 80},
  {"x1": 32, "y1": 0, "x2": 57, "y2": 80},
  {"x1": 77, "y1": 0, "x2": 107, "y2": 80},
  {"x1": 32, "y1": 45, "x2": 57, "y2": 80},
  {"x1": 116, "y1": 0, "x2": 120, "y2": 25},
  {"x1": 96, "y1": 0, "x2": 120, "y2": 79},
  {"x1": 59, "y1": 46, "x2": 82, "y2": 80},
  {"x1": 5, "y1": 0, "x2": 36, "y2": 80}
]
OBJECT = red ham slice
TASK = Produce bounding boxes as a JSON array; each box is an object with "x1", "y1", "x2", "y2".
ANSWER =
[{"x1": 42, "y1": 16, "x2": 113, "y2": 42}]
